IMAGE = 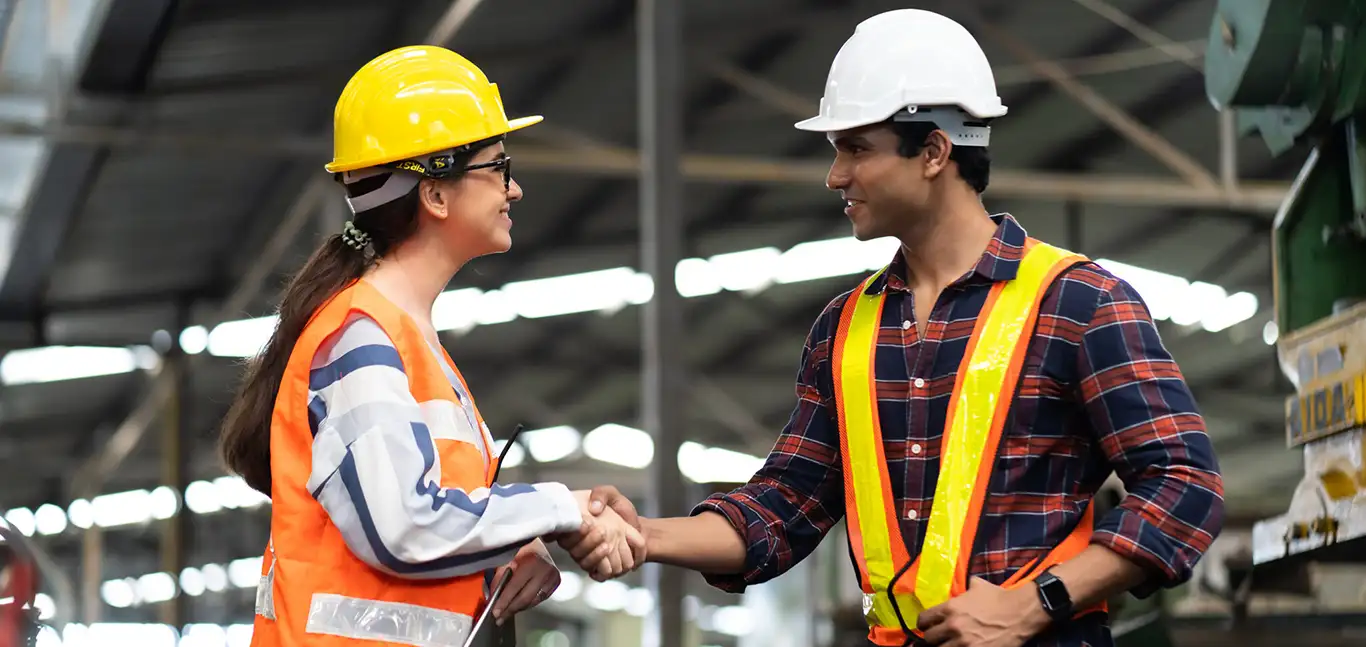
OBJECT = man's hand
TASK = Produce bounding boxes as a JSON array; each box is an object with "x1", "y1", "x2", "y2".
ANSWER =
[
  {"x1": 916, "y1": 577, "x2": 1050, "y2": 646},
  {"x1": 556, "y1": 486, "x2": 646, "y2": 581},
  {"x1": 491, "y1": 540, "x2": 560, "y2": 625},
  {"x1": 587, "y1": 485, "x2": 640, "y2": 531}
]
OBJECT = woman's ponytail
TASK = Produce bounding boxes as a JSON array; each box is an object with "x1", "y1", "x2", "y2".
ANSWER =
[{"x1": 218, "y1": 176, "x2": 424, "y2": 495}]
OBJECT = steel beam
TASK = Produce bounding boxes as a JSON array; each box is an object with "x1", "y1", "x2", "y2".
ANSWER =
[
  {"x1": 637, "y1": 0, "x2": 685, "y2": 644},
  {"x1": 0, "y1": 0, "x2": 173, "y2": 326},
  {"x1": 516, "y1": 148, "x2": 1289, "y2": 210},
  {"x1": 703, "y1": 57, "x2": 812, "y2": 118},
  {"x1": 0, "y1": 145, "x2": 105, "y2": 319},
  {"x1": 996, "y1": 0, "x2": 1186, "y2": 113},
  {"x1": 427, "y1": 0, "x2": 485, "y2": 47},
  {"x1": 1067, "y1": 0, "x2": 1204, "y2": 72},
  {"x1": 81, "y1": 525, "x2": 102, "y2": 623},
  {"x1": 705, "y1": 39, "x2": 1210, "y2": 115},
  {"x1": 159, "y1": 353, "x2": 188, "y2": 626},
  {"x1": 994, "y1": 39, "x2": 1206, "y2": 85},
  {"x1": 693, "y1": 47, "x2": 1273, "y2": 214},
  {"x1": 973, "y1": 19, "x2": 1219, "y2": 189},
  {"x1": 0, "y1": 121, "x2": 1289, "y2": 211},
  {"x1": 1070, "y1": 0, "x2": 1202, "y2": 70}
]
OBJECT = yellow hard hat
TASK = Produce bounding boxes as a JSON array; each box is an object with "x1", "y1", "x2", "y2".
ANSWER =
[{"x1": 325, "y1": 45, "x2": 542, "y2": 174}]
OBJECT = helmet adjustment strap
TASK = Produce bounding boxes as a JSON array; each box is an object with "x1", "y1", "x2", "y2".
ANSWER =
[
  {"x1": 340, "y1": 167, "x2": 421, "y2": 214},
  {"x1": 892, "y1": 106, "x2": 992, "y2": 147}
]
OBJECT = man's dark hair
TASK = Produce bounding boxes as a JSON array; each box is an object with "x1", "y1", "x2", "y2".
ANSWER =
[{"x1": 889, "y1": 118, "x2": 992, "y2": 194}]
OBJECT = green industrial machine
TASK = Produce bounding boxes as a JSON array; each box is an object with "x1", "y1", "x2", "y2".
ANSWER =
[
  {"x1": 1205, "y1": 0, "x2": 1366, "y2": 332},
  {"x1": 1202, "y1": 0, "x2": 1366, "y2": 619}
]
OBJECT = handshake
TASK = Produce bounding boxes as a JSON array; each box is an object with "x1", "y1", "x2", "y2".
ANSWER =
[{"x1": 554, "y1": 487, "x2": 646, "y2": 581}]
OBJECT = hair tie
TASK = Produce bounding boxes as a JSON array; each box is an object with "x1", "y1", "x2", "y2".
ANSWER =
[{"x1": 341, "y1": 221, "x2": 372, "y2": 250}]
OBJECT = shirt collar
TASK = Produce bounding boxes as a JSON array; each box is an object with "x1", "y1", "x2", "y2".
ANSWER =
[{"x1": 866, "y1": 213, "x2": 1029, "y2": 295}]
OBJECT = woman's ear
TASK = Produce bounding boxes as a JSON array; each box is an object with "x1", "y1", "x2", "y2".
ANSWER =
[{"x1": 417, "y1": 178, "x2": 450, "y2": 221}]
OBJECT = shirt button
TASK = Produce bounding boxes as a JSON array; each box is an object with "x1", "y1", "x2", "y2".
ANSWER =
[
  {"x1": 911, "y1": 443, "x2": 922, "y2": 455},
  {"x1": 913, "y1": 377, "x2": 925, "y2": 388},
  {"x1": 906, "y1": 509, "x2": 918, "y2": 520},
  {"x1": 901, "y1": 319, "x2": 912, "y2": 330}
]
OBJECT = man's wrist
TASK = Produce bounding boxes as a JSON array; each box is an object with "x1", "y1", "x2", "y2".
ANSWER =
[
  {"x1": 1017, "y1": 584, "x2": 1053, "y2": 635},
  {"x1": 639, "y1": 517, "x2": 661, "y2": 562}
]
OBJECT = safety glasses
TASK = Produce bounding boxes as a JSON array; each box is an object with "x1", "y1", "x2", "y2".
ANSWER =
[
  {"x1": 463, "y1": 157, "x2": 512, "y2": 191},
  {"x1": 386, "y1": 154, "x2": 513, "y2": 191}
]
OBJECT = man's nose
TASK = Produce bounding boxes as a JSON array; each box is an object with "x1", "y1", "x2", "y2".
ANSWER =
[{"x1": 826, "y1": 162, "x2": 850, "y2": 192}]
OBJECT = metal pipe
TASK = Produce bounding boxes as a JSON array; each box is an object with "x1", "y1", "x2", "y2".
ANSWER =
[
  {"x1": 159, "y1": 353, "x2": 189, "y2": 626},
  {"x1": 1220, "y1": 109, "x2": 1239, "y2": 190},
  {"x1": 637, "y1": 0, "x2": 686, "y2": 644},
  {"x1": 80, "y1": 525, "x2": 100, "y2": 623}
]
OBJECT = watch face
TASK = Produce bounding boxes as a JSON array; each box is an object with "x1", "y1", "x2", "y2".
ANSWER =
[
  {"x1": 1042, "y1": 580, "x2": 1063, "y2": 606},
  {"x1": 1037, "y1": 575, "x2": 1071, "y2": 617}
]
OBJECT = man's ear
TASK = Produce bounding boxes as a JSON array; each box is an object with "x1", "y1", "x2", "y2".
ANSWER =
[
  {"x1": 417, "y1": 178, "x2": 449, "y2": 220},
  {"x1": 921, "y1": 129, "x2": 953, "y2": 181}
]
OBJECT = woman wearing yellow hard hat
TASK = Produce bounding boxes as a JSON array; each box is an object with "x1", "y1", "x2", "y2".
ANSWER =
[{"x1": 217, "y1": 45, "x2": 643, "y2": 647}]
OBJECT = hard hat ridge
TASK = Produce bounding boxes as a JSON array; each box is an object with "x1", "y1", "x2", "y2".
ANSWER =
[
  {"x1": 794, "y1": 9, "x2": 1006, "y2": 143},
  {"x1": 326, "y1": 45, "x2": 542, "y2": 174}
]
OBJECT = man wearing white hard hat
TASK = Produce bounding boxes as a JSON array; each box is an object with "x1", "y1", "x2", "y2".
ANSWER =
[{"x1": 566, "y1": 9, "x2": 1224, "y2": 647}]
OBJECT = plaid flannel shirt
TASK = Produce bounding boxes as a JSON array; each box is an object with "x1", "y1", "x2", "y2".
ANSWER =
[{"x1": 693, "y1": 214, "x2": 1224, "y2": 647}]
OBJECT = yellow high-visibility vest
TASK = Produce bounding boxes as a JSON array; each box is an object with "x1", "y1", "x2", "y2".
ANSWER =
[{"x1": 831, "y1": 239, "x2": 1106, "y2": 646}]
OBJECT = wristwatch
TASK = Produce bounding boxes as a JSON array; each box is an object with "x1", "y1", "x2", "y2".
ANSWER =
[{"x1": 1034, "y1": 568, "x2": 1073, "y2": 623}]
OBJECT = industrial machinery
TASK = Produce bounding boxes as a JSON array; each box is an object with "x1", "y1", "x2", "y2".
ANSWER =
[{"x1": 1203, "y1": 0, "x2": 1366, "y2": 608}]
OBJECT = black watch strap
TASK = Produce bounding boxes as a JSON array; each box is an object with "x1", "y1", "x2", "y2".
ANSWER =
[{"x1": 1034, "y1": 568, "x2": 1074, "y2": 623}]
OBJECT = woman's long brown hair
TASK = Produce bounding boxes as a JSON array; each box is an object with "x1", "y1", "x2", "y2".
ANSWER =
[{"x1": 218, "y1": 182, "x2": 417, "y2": 495}]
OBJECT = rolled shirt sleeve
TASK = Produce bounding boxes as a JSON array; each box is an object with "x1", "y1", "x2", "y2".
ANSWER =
[
  {"x1": 691, "y1": 301, "x2": 849, "y2": 593},
  {"x1": 1077, "y1": 275, "x2": 1226, "y2": 597}
]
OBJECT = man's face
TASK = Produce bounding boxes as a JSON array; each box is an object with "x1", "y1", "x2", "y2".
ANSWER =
[{"x1": 825, "y1": 125, "x2": 934, "y2": 241}]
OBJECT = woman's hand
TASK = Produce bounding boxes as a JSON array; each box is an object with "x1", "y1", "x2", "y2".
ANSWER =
[
  {"x1": 491, "y1": 539, "x2": 560, "y2": 624},
  {"x1": 564, "y1": 490, "x2": 645, "y2": 580}
]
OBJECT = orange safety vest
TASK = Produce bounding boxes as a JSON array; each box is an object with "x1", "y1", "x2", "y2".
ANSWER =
[
  {"x1": 251, "y1": 279, "x2": 499, "y2": 647},
  {"x1": 832, "y1": 239, "x2": 1105, "y2": 646}
]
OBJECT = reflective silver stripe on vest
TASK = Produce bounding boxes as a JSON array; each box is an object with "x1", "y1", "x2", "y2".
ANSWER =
[
  {"x1": 255, "y1": 537, "x2": 276, "y2": 620},
  {"x1": 305, "y1": 593, "x2": 473, "y2": 647},
  {"x1": 255, "y1": 551, "x2": 276, "y2": 620}
]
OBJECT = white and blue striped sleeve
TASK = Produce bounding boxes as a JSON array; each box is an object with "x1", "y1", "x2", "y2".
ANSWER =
[{"x1": 304, "y1": 313, "x2": 584, "y2": 579}]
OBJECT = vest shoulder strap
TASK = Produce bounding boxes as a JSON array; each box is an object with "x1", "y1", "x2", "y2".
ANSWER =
[
  {"x1": 297, "y1": 280, "x2": 497, "y2": 481},
  {"x1": 916, "y1": 237, "x2": 1087, "y2": 605},
  {"x1": 833, "y1": 239, "x2": 1091, "y2": 643}
]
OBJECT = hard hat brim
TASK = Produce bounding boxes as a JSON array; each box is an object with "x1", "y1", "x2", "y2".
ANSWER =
[
  {"x1": 792, "y1": 114, "x2": 878, "y2": 133},
  {"x1": 505, "y1": 114, "x2": 544, "y2": 133},
  {"x1": 793, "y1": 104, "x2": 1008, "y2": 134},
  {"x1": 325, "y1": 114, "x2": 544, "y2": 174}
]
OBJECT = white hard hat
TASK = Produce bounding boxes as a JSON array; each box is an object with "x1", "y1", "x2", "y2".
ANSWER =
[{"x1": 794, "y1": 9, "x2": 1007, "y2": 146}]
